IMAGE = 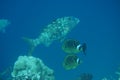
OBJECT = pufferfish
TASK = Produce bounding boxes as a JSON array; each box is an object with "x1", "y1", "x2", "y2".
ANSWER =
[
  {"x1": 62, "y1": 39, "x2": 87, "y2": 55},
  {"x1": 63, "y1": 54, "x2": 82, "y2": 70}
]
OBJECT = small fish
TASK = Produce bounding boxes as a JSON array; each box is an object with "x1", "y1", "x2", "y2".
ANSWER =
[
  {"x1": 63, "y1": 54, "x2": 82, "y2": 70},
  {"x1": 0, "y1": 19, "x2": 10, "y2": 33},
  {"x1": 62, "y1": 39, "x2": 87, "y2": 55},
  {"x1": 76, "y1": 73, "x2": 93, "y2": 80},
  {"x1": 23, "y1": 16, "x2": 80, "y2": 55}
]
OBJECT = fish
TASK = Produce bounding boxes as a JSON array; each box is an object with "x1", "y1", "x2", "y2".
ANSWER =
[
  {"x1": 23, "y1": 16, "x2": 80, "y2": 55},
  {"x1": 0, "y1": 19, "x2": 10, "y2": 33},
  {"x1": 62, "y1": 39, "x2": 87, "y2": 55},
  {"x1": 63, "y1": 54, "x2": 82, "y2": 70},
  {"x1": 76, "y1": 73, "x2": 93, "y2": 80}
]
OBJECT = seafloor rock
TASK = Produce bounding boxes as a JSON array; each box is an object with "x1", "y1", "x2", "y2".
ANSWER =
[{"x1": 11, "y1": 56, "x2": 55, "y2": 80}]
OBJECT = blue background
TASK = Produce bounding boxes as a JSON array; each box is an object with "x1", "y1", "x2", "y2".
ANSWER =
[{"x1": 0, "y1": 0, "x2": 120, "y2": 79}]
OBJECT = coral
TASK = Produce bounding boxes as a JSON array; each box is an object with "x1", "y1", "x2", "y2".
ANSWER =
[
  {"x1": 11, "y1": 56, "x2": 55, "y2": 80},
  {"x1": 101, "y1": 77, "x2": 108, "y2": 80},
  {"x1": 116, "y1": 66, "x2": 120, "y2": 80}
]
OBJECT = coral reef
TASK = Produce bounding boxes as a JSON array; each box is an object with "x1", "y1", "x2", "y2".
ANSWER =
[
  {"x1": 116, "y1": 66, "x2": 120, "y2": 80},
  {"x1": 11, "y1": 56, "x2": 55, "y2": 80}
]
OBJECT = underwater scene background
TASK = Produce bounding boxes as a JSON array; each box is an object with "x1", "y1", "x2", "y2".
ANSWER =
[{"x1": 0, "y1": 0, "x2": 120, "y2": 80}]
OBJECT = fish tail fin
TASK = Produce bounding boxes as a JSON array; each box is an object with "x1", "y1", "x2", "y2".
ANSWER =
[
  {"x1": 22, "y1": 37, "x2": 36, "y2": 56},
  {"x1": 81, "y1": 43, "x2": 87, "y2": 55}
]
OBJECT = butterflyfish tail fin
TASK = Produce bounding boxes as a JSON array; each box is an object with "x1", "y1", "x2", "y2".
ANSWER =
[{"x1": 81, "y1": 43, "x2": 87, "y2": 55}]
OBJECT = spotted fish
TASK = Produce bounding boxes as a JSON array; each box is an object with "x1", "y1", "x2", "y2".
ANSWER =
[{"x1": 23, "y1": 16, "x2": 80, "y2": 55}]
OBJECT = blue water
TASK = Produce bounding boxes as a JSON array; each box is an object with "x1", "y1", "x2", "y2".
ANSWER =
[{"x1": 0, "y1": 0, "x2": 120, "y2": 80}]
